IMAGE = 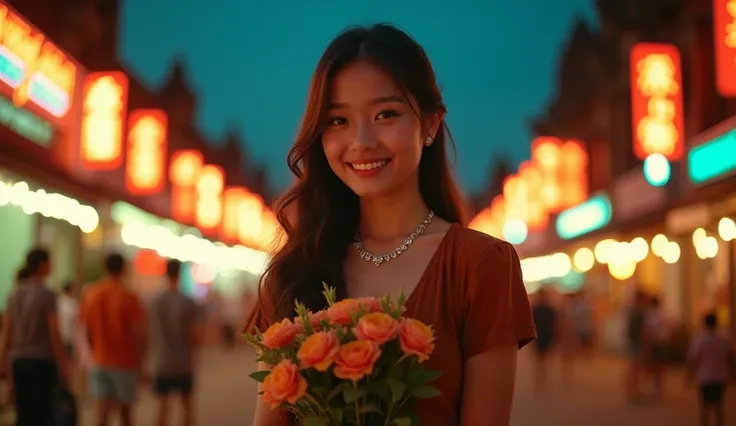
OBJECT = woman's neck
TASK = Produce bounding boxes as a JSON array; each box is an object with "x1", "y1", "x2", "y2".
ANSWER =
[{"x1": 358, "y1": 188, "x2": 429, "y2": 243}]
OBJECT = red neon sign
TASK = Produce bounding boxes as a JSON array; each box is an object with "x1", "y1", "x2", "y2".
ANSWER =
[
  {"x1": 195, "y1": 165, "x2": 224, "y2": 234},
  {"x1": 630, "y1": 43, "x2": 684, "y2": 161},
  {"x1": 80, "y1": 72, "x2": 128, "y2": 169},
  {"x1": 715, "y1": 0, "x2": 736, "y2": 96},
  {"x1": 170, "y1": 150, "x2": 203, "y2": 224},
  {"x1": 126, "y1": 109, "x2": 167, "y2": 195}
]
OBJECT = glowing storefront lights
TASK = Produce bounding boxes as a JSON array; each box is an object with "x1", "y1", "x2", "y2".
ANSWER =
[
  {"x1": 718, "y1": 217, "x2": 736, "y2": 241},
  {"x1": 692, "y1": 228, "x2": 719, "y2": 259},
  {"x1": 119, "y1": 221, "x2": 269, "y2": 276},
  {"x1": 520, "y1": 252, "x2": 571, "y2": 284},
  {"x1": 0, "y1": 180, "x2": 99, "y2": 232},
  {"x1": 572, "y1": 247, "x2": 595, "y2": 272}
]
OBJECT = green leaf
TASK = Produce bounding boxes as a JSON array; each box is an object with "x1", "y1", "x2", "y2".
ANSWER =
[
  {"x1": 367, "y1": 379, "x2": 392, "y2": 403},
  {"x1": 407, "y1": 368, "x2": 443, "y2": 386},
  {"x1": 303, "y1": 416, "x2": 331, "y2": 426},
  {"x1": 358, "y1": 403, "x2": 382, "y2": 415},
  {"x1": 343, "y1": 386, "x2": 366, "y2": 403},
  {"x1": 393, "y1": 417, "x2": 412, "y2": 426},
  {"x1": 330, "y1": 408, "x2": 343, "y2": 423},
  {"x1": 327, "y1": 383, "x2": 347, "y2": 401},
  {"x1": 386, "y1": 378, "x2": 407, "y2": 402},
  {"x1": 410, "y1": 385, "x2": 442, "y2": 399},
  {"x1": 248, "y1": 370, "x2": 270, "y2": 383}
]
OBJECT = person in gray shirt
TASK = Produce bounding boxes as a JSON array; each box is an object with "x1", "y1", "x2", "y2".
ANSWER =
[
  {"x1": 148, "y1": 259, "x2": 203, "y2": 426},
  {"x1": 0, "y1": 248, "x2": 70, "y2": 426}
]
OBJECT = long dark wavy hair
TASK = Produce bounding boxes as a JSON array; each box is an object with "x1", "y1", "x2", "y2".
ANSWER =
[{"x1": 260, "y1": 24, "x2": 469, "y2": 322}]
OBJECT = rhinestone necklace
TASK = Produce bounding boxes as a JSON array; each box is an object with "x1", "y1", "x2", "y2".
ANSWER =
[{"x1": 353, "y1": 210, "x2": 435, "y2": 267}]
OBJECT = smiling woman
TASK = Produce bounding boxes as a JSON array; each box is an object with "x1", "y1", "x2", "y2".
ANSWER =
[{"x1": 246, "y1": 23, "x2": 536, "y2": 426}]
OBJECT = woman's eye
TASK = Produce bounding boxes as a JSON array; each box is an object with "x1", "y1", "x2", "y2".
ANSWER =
[
  {"x1": 376, "y1": 110, "x2": 400, "y2": 120},
  {"x1": 327, "y1": 117, "x2": 347, "y2": 126}
]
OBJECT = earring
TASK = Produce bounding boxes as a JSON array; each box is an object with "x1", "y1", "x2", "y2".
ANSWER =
[{"x1": 424, "y1": 136, "x2": 434, "y2": 146}]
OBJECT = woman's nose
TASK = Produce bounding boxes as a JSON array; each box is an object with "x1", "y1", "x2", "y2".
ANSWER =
[{"x1": 353, "y1": 122, "x2": 378, "y2": 149}]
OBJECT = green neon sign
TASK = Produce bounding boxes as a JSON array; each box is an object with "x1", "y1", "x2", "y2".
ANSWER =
[
  {"x1": 555, "y1": 194, "x2": 613, "y2": 240},
  {"x1": 0, "y1": 95, "x2": 54, "y2": 148},
  {"x1": 688, "y1": 129, "x2": 736, "y2": 184}
]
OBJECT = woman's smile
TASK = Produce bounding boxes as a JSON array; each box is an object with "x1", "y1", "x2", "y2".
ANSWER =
[{"x1": 346, "y1": 159, "x2": 392, "y2": 177}]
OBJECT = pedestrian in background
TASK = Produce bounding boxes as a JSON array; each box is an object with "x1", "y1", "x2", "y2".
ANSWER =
[
  {"x1": 531, "y1": 288, "x2": 558, "y2": 393},
  {"x1": 687, "y1": 312, "x2": 734, "y2": 426},
  {"x1": 148, "y1": 259, "x2": 203, "y2": 426},
  {"x1": 79, "y1": 253, "x2": 146, "y2": 426},
  {"x1": 0, "y1": 249, "x2": 70, "y2": 426}
]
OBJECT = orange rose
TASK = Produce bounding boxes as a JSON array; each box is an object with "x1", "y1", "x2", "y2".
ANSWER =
[
  {"x1": 333, "y1": 340, "x2": 382, "y2": 382},
  {"x1": 262, "y1": 359, "x2": 308, "y2": 408},
  {"x1": 297, "y1": 331, "x2": 340, "y2": 371},
  {"x1": 353, "y1": 312, "x2": 399, "y2": 344},
  {"x1": 358, "y1": 297, "x2": 382, "y2": 313},
  {"x1": 296, "y1": 309, "x2": 330, "y2": 330},
  {"x1": 327, "y1": 298, "x2": 382, "y2": 325},
  {"x1": 262, "y1": 319, "x2": 300, "y2": 349},
  {"x1": 399, "y1": 318, "x2": 435, "y2": 362}
]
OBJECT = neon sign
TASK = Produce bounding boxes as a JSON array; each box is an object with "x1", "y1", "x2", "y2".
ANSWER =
[
  {"x1": 80, "y1": 72, "x2": 128, "y2": 170},
  {"x1": 630, "y1": 43, "x2": 684, "y2": 161},
  {"x1": 0, "y1": 94, "x2": 52, "y2": 147},
  {"x1": 0, "y1": 4, "x2": 77, "y2": 119},
  {"x1": 715, "y1": 0, "x2": 736, "y2": 96},
  {"x1": 223, "y1": 187, "x2": 247, "y2": 242},
  {"x1": 237, "y1": 191, "x2": 265, "y2": 247},
  {"x1": 195, "y1": 165, "x2": 224, "y2": 234},
  {"x1": 531, "y1": 137, "x2": 588, "y2": 213},
  {"x1": 126, "y1": 109, "x2": 167, "y2": 195},
  {"x1": 556, "y1": 194, "x2": 613, "y2": 240},
  {"x1": 170, "y1": 150, "x2": 203, "y2": 224},
  {"x1": 688, "y1": 129, "x2": 736, "y2": 184}
]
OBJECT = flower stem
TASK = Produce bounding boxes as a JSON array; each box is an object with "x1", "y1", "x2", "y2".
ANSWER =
[{"x1": 353, "y1": 383, "x2": 362, "y2": 426}]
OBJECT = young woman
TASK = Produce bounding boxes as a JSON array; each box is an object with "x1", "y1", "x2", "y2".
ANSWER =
[{"x1": 247, "y1": 24, "x2": 536, "y2": 426}]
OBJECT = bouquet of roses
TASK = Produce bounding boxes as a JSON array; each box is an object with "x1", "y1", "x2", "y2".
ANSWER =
[{"x1": 243, "y1": 284, "x2": 442, "y2": 426}]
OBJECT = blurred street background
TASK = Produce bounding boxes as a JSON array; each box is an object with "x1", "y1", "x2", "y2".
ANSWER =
[
  {"x1": 0, "y1": 346, "x2": 731, "y2": 425},
  {"x1": 1, "y1": 0, "x2": 736, "y2": 424}
]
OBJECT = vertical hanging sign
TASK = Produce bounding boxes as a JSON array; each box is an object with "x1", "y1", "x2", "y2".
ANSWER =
[
  {"x1": 630, "y1": 43, "x2": 685, "y2": 161},
  {"x1": 125, "y1": 109, "x2": 167, "y2": 195}
]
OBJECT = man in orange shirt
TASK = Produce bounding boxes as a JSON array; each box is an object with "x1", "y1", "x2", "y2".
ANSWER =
[{"x1": 79, "y1": 253, "x2": 146, "y2": 426}]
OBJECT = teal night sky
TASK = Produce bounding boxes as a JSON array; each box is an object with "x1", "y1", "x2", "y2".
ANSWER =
[{"x1": 119, "y1": 0, "x2": 595, "y2": 194}]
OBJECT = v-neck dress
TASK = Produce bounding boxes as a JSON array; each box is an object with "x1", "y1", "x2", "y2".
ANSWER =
[{"x1": 248, "y1": 224, "x2": 537, "y2": 426}]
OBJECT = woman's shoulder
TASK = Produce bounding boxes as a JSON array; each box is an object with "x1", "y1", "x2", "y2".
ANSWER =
[{"x1": 448, "y1": 224, "x2": 516, "y2": 267}]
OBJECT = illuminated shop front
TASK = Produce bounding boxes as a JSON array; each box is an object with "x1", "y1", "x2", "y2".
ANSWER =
[
  {"x1": 0, "y1": 2, "x2": 96, "y2": 306},
  {"x1": 109, "y1": 201, "x2": 268, "y2": 301},
  {"x1": 675, "y1": 119, "x2": 736, "y2": 334},
  {"x1": 0, "y1": 172, "x2": 100, "y2": 306}
]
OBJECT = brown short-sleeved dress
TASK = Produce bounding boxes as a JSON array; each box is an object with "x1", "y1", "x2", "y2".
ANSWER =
[{"x1": 249, "y1": 224, "x2": 537, "y2": 426}]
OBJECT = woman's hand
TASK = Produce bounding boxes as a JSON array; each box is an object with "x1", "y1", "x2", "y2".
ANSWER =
[{"x1": 460, "y1": 343, "x2": 518, "y2": 426}]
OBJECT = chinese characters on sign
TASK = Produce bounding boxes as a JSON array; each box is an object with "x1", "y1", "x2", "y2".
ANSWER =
[
  {"x1": 195, "y1": 165, "x2": 224, "y2": 234},
  {"x1": 630, "y1": 43, "x2": 684, "y2": 161},
  {"x1": 80, "y1": 72, "x2": 128, "y2": 169},
  {"x1": 531, "y1": 137, "x2": 588, "y2": 214},
  {"x1": 126, "y1": 110, "x2": 167, "y2": 195},
  {"x1": 469, "y1": 136, "x2": 588, "y2": 239},
  {"x1": 170, "y1": 150, "x2": 204, "y2": 224},
  {"x1": 0, "y1": 3, "x2": 77, "y2": 119},
  {"x1": 715, "y1": 0, "x2": 736, "y2": 96}
]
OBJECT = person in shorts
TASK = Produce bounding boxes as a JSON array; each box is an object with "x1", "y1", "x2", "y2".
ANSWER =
[
  {"x1": 688, "y1": 312, "x2": 734, "y2": 426},
  {"x1": 148, "y1": 259, "x2": 203, "y2": 426},
  {"x1": 79, "y1": 254, "x2": 145, "y2": 426}
]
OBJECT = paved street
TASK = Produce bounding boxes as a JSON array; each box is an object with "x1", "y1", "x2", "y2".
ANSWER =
[{"x1": 1, "y1": 346, "x2": 733, "y2": 425}]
